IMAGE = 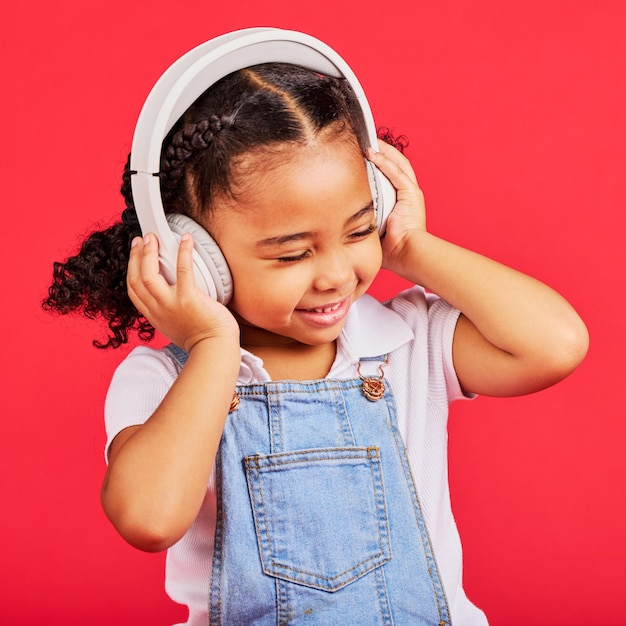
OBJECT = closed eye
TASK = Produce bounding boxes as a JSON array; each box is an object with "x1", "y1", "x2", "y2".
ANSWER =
[
  {"x1": 349, "y1": 224, "x2": 376, "y2": 239},
  {"x1": 277, "y1": 224, "x2": 376, "y2": 263},
  {"x1": 277, "y1": 250, "x2": 311, "y2": 263}
]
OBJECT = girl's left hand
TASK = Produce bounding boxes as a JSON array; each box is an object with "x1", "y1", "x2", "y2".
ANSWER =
[
  {"x1": 367, "y1": 141, "x2": 426, "y2": 277},
  {"x1": 369, "y1": 143, "x2": 588, "y2": 398}
]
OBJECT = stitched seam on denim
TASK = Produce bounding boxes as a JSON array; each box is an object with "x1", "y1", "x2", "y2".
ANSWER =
[
  {"x1": 208, "y1": 451, "x2": 225, "y2": 626},
  {"x1": 401, "y1": 447, "x2": 451, "y2": 625},
  {"x1": 268, "y1": 389, "x2": 284, "y2": 454},
  {"x1": 245, "y1": 456, "x2": 277, "y2": 589},
  {"x1": 368, "y1": 447, "x2": 391, "y2": 546},
  {"x1": 377, "y1": 386, "x2": 451, "y2": 624},
  {"x1": 374, "y1": 565, "x2": 395, "y2": 625},
  {"x1": 276, "y1": 577, "x2": 292, "y2": 625},
  {"x1": 368, "y1": 447, "x2": 393, "y2": 583},
  {"x1": 246, "y1": 453, "x2": 375, "y2": 468},
  {"x1": 402, "y1": 455, "x2": 450, "y2": 625},
  {"x1": 245, "y1": 448, "x2": 391, "y2": 588},
  {"x1": 244, "y1": 447, "x2": 374, "y2": 465},
  {"x1": 336, "y1": 388, "x2": 356, "y2": 446},
  {"x1": 398, "y1": 442, "x2": 450, "y2": 623},
  {"x1": 383, "y1": 390, "x2": 452, "y2": 625},
  {"x1": 265, "y1": 558, "x2": 390, "y2": 590},
  {"x1": 236, "y1": 381, "x2": 364, "y2": 397}
]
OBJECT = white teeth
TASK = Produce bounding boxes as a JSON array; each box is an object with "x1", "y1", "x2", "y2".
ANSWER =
[{"x1": 311, "y1": 302, "x2": 341, "y2": 313}]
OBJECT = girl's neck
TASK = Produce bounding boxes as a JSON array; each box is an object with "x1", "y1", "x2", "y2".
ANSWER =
[{"x1": 242, "y1": 338, "x2": 337, "y2": 381}]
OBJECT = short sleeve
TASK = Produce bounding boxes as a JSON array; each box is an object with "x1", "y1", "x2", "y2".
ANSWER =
[
  {"x1": 425, "y1": 292, "x2": 475, "y2": 403},
  {"x1": 386, "y1": 286, "x2": 473, "y2": 404},
  {"x1": 103, "y1": 346, "x2": 180, "y2": 461}
]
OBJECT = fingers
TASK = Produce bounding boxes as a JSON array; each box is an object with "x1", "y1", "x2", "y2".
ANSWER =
[
  {"x1": 127, "y1": 233, "x2": 169, "y2": 316},
  {"x1": 175, "y1": 233, "x2": 197, "y2": 292},
  {"x1": 126, "y1": 232, "x2": 238, "y2": 348},
  {"x1": 127, "y1": 233, "x2": 199, "y2": 311},
  {"x1": 368, "y1": 141, "x2": 419, "y2": 186},
  {"x1": 367, "y1": 141, "x2": 427, "y2": 245}
]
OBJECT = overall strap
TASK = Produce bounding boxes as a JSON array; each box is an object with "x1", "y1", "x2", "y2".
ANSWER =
[
  {"x1": 358, "y1": 354, "x2": 388, "y2": 362},
  {"x1": 163, "y1": 343, "x2": 189, "y2": 368},
  {"x1": 164, "y1": 343, "x2": 241, "y2": 412}
]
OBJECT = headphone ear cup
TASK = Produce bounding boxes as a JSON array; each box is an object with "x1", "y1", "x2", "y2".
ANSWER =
[
  {"x1": 166, "y1": 213, "x2": 233, "y2": 304},
  {"x1": 366, "y1": 160, "x2": 396, "y2": 235}
]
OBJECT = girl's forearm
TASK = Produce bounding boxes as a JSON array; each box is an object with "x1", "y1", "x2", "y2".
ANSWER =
[
  {"x1": 389, "y1": 231, "x2": 588, "y2": 393},
  {"x1": 101, "y1": 336, "x2": 240, "y2": 552}
]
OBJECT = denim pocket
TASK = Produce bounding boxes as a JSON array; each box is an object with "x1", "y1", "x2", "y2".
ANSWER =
[{"x1": 244, "y1": 446, "x2": 391, "y2": 592}]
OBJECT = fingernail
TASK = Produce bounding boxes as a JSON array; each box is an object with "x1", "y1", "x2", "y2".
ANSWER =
[
  {"x1": 144, "y1": 234, "x2": 151, "y2": 245},
  {"x1": 181, "y1": 233, "x2": 191, "y2": 243},
  {"x1": 131, "y1": 237, "x2": 140, "y2": 248}
]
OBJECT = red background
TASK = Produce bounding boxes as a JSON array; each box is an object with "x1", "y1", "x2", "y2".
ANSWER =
[{"x1": 2, "y1": 1, "x2": 624, "y2": 624}]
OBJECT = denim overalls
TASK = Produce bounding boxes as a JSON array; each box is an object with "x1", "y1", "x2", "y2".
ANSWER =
[{"x1": 165, "y1": 345, "x2": 451, "y2": 626}]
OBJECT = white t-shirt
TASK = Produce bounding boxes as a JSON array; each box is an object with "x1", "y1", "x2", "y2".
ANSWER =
[{"x1": 105, "y1": 287, "x2": 488, "y2": 625}]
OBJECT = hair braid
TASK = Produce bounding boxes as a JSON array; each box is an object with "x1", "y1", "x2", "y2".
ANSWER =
[{"x1": 159, "y1": 115, "x2": 232, "y2": 210}]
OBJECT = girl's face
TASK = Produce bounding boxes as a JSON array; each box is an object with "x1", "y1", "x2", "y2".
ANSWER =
[{"x1": 208, "y1": 138, "x2": 383, "y2": 349}]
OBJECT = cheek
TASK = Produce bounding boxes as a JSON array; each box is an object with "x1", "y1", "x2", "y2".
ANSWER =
[
  {"x1": 227, "y1": 264, "x2": 300, "y2": 319},
  {"x1": 360, "y1": 239, "x2": 383, "y2": 280}
]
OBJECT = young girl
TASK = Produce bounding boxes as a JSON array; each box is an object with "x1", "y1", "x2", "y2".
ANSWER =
[{"x1": 44, "y1": 33, "x2": 588, "y2": 626}]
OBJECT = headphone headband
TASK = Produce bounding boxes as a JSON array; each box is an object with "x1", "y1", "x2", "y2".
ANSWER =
[{"x1": 130, "y1": 28, "x2": 375, "y2": 174}]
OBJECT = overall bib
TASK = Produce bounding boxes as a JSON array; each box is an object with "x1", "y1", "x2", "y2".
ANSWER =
[{"x1": 165, "y1": 346, "x2": 451, "y2": 626}]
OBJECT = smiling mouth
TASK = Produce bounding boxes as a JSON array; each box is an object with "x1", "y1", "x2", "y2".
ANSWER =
[{"x1": 296, "y1": 298, "x2": 351, "y2": 328}]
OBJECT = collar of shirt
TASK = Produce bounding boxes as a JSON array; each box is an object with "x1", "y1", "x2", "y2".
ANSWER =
[{"x1": 237, "y1": 294, "x2": 413, "y2": 383}]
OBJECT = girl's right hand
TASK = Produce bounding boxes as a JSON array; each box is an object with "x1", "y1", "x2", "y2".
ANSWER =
[{"x1": 127, "y1": 232, "x2": 240, "y2": 353}]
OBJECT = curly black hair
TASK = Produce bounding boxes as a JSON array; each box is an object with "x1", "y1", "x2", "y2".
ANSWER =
[{"x1": 42, "y1": 63, "x2": 408, "y2": 348}]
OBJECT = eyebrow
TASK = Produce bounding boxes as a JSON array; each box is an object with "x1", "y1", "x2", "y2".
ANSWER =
[{"x1": 256, "y1": 204, "x2": 374, "y2": 249}]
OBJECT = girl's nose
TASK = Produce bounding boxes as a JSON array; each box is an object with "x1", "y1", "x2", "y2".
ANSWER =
[{"x1": 312, "y1": 250, "x2": 354, "y2": 293}]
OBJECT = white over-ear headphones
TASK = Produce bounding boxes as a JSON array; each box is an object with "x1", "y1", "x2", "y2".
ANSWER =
[{"x1": 129, "y1": 27, "x2": 396, "y2": 303}]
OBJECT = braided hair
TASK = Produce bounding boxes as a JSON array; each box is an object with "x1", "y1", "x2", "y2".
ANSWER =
[{"x1": 42, "y1": 63, "x2": 407, "y2": 348}]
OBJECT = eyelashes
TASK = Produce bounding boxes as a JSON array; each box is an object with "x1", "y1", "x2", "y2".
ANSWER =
[
  {"x1": 277, "y1": 251, "x2": 311, "y2": 263},
  {"x1": 277, "y1": 223, "x2": 377, "y2": 263},
  {"x1": 349, "y1": 224, "x2": 376, "y2": 239}
]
